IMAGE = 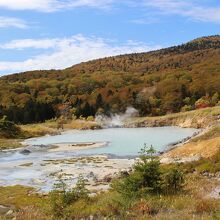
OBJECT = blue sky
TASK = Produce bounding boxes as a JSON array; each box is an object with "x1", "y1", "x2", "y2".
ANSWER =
[{"x1": 0, "y1": 0, "x2": 219, "y2": 75}]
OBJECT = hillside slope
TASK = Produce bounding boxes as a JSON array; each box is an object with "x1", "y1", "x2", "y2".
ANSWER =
[{"x1": 0, "y1": 35, "x2": 220, "y2": 123}]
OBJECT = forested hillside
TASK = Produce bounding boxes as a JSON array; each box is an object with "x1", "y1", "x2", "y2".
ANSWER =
[{"x1": 1, "y1": 35, "x2": 220, "y2": 124}]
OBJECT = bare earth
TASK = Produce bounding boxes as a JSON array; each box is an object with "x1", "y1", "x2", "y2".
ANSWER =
[{"x1": 48, "y1": 142, "x2": 107, "y2": 152}]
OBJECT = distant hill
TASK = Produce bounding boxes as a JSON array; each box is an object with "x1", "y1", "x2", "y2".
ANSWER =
[{"x1": 0, "y1": 35, "x2": 220, "y2": 124}]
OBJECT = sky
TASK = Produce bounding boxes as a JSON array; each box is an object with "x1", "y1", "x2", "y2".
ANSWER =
[{"x1": 0, "y1": 0, "x2": 219, "y2": 75}]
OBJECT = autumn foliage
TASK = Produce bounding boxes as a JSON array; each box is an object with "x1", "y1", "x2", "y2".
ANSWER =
[{"x1": 0, "y1": 36, "x2": 220, "y2": 123}]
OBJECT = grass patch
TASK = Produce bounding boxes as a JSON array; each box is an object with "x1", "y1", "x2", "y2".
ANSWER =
[
  {"x1": 20, "y1": 122, "x2": 59, "y2": 137},
  {"x1": 56, "y1": 189, "x2": 220, "y2": 219},
  {"x1": 192, "y1": 124, "x2": 220, "y2": 142},
  {"x1": 0, "y1": 185, "x2": 49, "y2": 210},
  {"x1": 184, "y1": 150, "x2": 220, "y2": 174},
  {"x1": 65, "y1": 119, "x2": 100, "y2": 130},
  {"x1": 20, "y1": 119, "x2": 100, "y2": 138},
  {"x1": 0, "y1": 139, "x2": 23, "y2": 150},
  {"x1": 126, "y1": 106, "x2": 220, "y2": 128},
  {"x1": 19, "y1": 162, "x2": 33, "y2": 167}
]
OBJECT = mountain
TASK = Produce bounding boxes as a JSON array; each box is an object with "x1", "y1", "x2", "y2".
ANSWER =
[{"x1": 0, "y1": 35, "x2": 220, "y2": 124}]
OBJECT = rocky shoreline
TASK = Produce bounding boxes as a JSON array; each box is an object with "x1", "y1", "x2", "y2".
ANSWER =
[
  {"x1": 0, "y1": 114, "x2": 217, "y2": 195},
  {"x1": 123, "y1": 113, "x2": 219, "y2": 129}
]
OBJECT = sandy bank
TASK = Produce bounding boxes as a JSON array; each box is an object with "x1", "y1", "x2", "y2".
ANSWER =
[
  {"x1": 48, "y1": 142, "x2": 107, "y2": 152},
  {"x1": 0, "y1": 155, "x2": 135, "y2": 193}
]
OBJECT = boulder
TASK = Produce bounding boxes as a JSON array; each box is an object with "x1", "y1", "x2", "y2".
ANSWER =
[
  {"x1": 20, "y1": 149, "x2": 31, "y2": 155},
  {"x1": 120, "y1": 170, "x2": 130, "y2": 177},
  {"x1": 0, "y1": 205, "x2": 10, "y2": 215},
  {"x1": 103, "y1": 174, "x2": 113, "y2": 183}
]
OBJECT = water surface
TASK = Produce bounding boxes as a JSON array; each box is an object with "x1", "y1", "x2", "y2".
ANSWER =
[
  {"x1": 25, "y1": 127, "x2": 198, "y2": 156},
  {"x1": 0, "y1": 127, "x2": 198, "y2": 190}
]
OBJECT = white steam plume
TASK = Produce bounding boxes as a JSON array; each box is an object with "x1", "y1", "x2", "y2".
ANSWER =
[{"x1": 95, "y1": 107, "x2": 138, "y2": 128}]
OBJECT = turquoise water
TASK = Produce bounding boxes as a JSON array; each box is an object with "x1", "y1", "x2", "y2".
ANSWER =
[
  {"x1": 0, "y1": 127, "x2": 198, "y2": 190},
  {"x1": 25, "y1": 127, "x2": 198, "y2": 157}
]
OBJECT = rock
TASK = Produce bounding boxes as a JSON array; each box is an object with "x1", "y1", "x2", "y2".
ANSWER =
[
  {"x1": 89, "y1": 193, "x2": 97, "y2": 197},
  {"x1": 161, "y1": 208, "x2": 176, "y2": 214},
  {"x1": 202, "y1": 171, "x2": 209, "y2": 177},
  {"x1": 89, "y1": 215, "x2": 94, "y2": 220},
  {"x1": 20, "y1": 149, "x2": 31, "y2": 155},
  {"x1": 0, "y1": 205, "x2": 10, "y2": 215},
  {"x1": 215, "y1": 172, "x2": 220, "y2": 178},
  {"x1": 209, "y1": 173, "x2": 215, "y2": 178},
  {"x1": 6, "y1": 209, "x2": 13, "y2": 216},
  {"x1": 87, "y1": 172, "x2": 95, "y2": 179},
  {"x1": 120, "y1": 170, "x2": 129, "y2": 177},
  {"x1": 93, "y1": 176, "x2": 98, "y2": 182},
  {"x1": 102, "y1": 174, "x2": 113, "y2": 183}
]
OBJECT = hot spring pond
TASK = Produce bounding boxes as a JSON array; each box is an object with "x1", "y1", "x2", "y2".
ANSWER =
[
  {"x1": 24, "y1": 127, "x2": 198, "y2": 156},
  {"x1": 0, "y1": 127, "x2": 199, "y2": 191}
]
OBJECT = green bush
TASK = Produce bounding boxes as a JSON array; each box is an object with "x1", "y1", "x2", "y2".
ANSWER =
[
  {"x1": 113, "y1": 145, "x2": 185, "y2": 198},
  {"x1": 163, "y1": 166, "x2": 185, "y2": 194},
  {"x1": 113, "y1": 145, "x2": 162, "y2": 197},
  {"x1": 49, "y1": 175, "x2": 89, "y2": 219},
  {"x1": 0, "y1": 116, "x2": 22, "y2": 138}
]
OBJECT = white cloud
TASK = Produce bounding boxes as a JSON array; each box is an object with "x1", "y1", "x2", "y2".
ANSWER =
[
  {"x1": 130, "y1": 17, "x2": 160, "y2": 25},
  {"x1": 0, "y1": 35, "x2": 161, "y2": 73},
  {"x1": 141, "y1": 0, "x2": 220, "y2": 23},
  {"x1": 0, "y1": 16, "x2": 27, "y2": 28},
  {"x1": 0, "y1": 39, "x2": 60, "y2": 49},
  {"x1": 0, "y1": 0, "x2": 115, "y2": 12},
  {"x1": 1, "y1": 0, "x2": 220, "y2": 24}
]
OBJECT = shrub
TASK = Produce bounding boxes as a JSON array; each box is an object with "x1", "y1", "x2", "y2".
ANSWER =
[
  {"x1": 134, "y1": 145, "x2": 162, "y2": 193},
  {"x1": 195, "y1": 200, "x2": 215, "y2": 214},
  {"x1": 113, "y1": 145, "x2": 162, "y2": 197},
  {"x1": 211, "y1": 92, "x2": 219, "y2": 105},
  {"x1": 181, "y1": 105, "x2": 193, "y2": 112},
  {"x1": 16, "y1": 206, "x2": 48, "y2": 220},
  {"x1": 132, "y1": 199, "x2": 158, "y2": 216},
  {"x1": 195, "y1": 97, "x2": 211, "y2": 109},
  {"x1": 49, "y1": 175, "x2": 89, "y2": 219},
  {"x1": 163, "y1": 166, "x2": 185, "y2": 194},
  {"x1": 87, "y1": 116, "x2": 94, "y2": 121},
  {"x1": 0, "y1": 116, "x2": 22, "y2": 138},
  {"x1": 114, "y1": 145, "x2": 185, "y2": 198}
]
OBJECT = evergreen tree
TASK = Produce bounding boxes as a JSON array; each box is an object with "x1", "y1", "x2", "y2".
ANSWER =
[{"x1": 96, "y1": 93, "x2": 104, "y2": 110}]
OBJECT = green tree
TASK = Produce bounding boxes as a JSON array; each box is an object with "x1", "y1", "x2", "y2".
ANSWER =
[
  {"x1": 114, "y1": 145, "x2": 162, "y2": 197},
  {"x1": 164, "y1": 166, "x2": 185, "y2": 194},
  {"x1": 49, "y1": 175, "x2": 89, "y2": 219},
  {"x1": 0, "y1": 116, "x2": 22, "y2": 138},
  {"x1": 211, "y1": 92, "x2": 219, "y2": 105},
  {"x1": 134, "y1": 145, "x2": 162, "y2": 193},
  {"x1": 114, "y1": 145, "x2": 186, "y2": 198},
  {"x1": 96, "y1": 93, "x2": 104, "y2": 110}
]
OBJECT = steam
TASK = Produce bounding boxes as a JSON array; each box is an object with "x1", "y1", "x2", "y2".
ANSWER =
[{"x1": 95, "y1": 107, "x2": 139, "y2": 128}]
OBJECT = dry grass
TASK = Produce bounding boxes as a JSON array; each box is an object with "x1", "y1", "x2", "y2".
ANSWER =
[
  {"x1": 193, "y1": 124, "x2": 220, "y2": 142},
  {"x1": 0, "y1": 138, "x2": 23, "y2": 150},
  {"x1": 0, "y1": 175, "x2": 219, "y2": 220},
  {"x1": 16, "y1": 206, "x2": 50, "y2": 220},
  {"x1": 20, "y1": 122, "x2": 59, "y2": 137},
  {"x1": 20, "y1": 119, "x2": 100, "y2": 138},
  {"x1": 186, "y1": 174, "x2": 220, "y2": 198},
  {"x1": 126, "y1": 106, "x2": 220, "y2": 129},
  {"x1": 163, "y1": 136, "x2": 220, "y2": 158},
  {"x1": 64, "y1": 119, "x2": 100, "y2": 130}
]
